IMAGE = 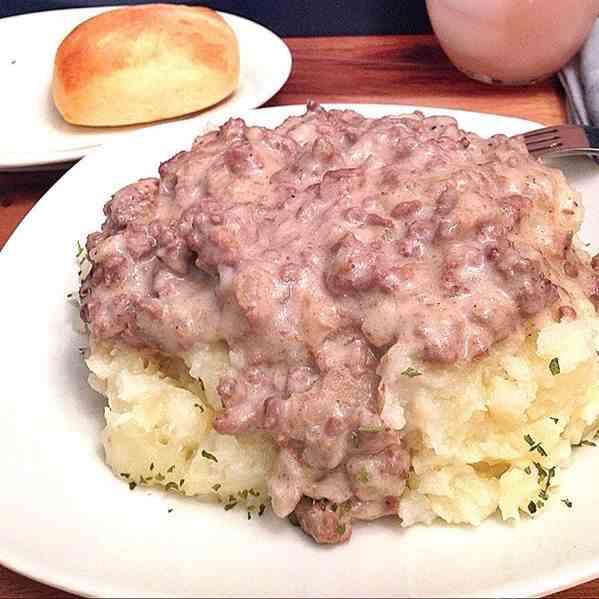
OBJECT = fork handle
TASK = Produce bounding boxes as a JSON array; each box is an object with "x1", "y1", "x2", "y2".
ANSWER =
[{"x1": 584, "y1": 126, "x2": 599, "y2": 149}]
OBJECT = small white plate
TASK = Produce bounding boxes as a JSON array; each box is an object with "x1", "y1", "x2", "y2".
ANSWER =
[
  {"x1": 1, "y1": 104, "x2": 599, "y2": 598},
  {"x1": 0, "y1": 6, "x2": 292, "y2": 170}
]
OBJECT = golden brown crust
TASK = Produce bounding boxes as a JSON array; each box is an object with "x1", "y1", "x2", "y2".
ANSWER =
[{"x1": 52, "y1": 4, "x2": 239, "y2": 126}]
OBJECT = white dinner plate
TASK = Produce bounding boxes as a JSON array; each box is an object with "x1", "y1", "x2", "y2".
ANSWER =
[
  {"x1": 0, "y1": 6, "x2": 292, "y2": 170},
  {"x1": 1, "y1": 104, "x2": 599, "y2": 599}
]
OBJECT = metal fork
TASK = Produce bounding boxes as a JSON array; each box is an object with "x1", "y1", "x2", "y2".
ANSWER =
[{"x1": 521, "y1": 125, "x2": 599, "y2": 158}]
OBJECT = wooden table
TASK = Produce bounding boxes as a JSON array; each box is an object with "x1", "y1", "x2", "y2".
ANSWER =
[{"x1": 0, "y1": 34, "x2": 591, "y2": 598}]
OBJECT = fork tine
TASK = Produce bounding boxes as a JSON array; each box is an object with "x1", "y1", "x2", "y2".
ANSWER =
[
  {"x1": 524, "y1": 139, "x2": 562, "y2": 154},
  {"x1": 521, "y1": 126, "x2": 559, "y2": 140},
  {"x1": 524, "y1": 141, "x2": 563, "y2": 155},
  {"x1": 519, "y1": 124, "x2": 598, "y2": 158},
  {"x1": 521, "y1": 126, "x2": 564, "y2": 155},
  {"x1": 524, "y1": 138, "x2": 562, "y2": 149},
  {"x1": 522, "y1": 132, "x2": 561, "y2": 145},
  {"x1": 517, "y1": 125, "x2": 599, "y2": 158}
]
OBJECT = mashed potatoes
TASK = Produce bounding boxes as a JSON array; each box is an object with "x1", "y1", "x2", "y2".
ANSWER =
[
  {"x1": 87, "y1": 342, "x2": 276, "y2": 512},
  {"x1": 383, "y1": 297, "x2": 599, "y2": 527},
  {"x1": 86, "y1": 294, "x2": 599, "y2": 526}
]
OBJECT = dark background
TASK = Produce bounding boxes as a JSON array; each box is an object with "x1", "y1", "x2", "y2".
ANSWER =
[{"x1": 0, "y1": 1, "x2": 432, "y2": 35}]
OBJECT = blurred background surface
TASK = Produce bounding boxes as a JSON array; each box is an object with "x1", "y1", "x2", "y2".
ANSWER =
[{"x1": 0, "y1": 0, "x2": 432, "y2": 35}]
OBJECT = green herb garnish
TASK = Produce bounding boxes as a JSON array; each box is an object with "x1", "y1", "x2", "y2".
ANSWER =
[
  {"x1": 533, "y1": 462, "x2": 547, "y2": 482},
  {"x1": 549, "y1": 357, "x2": 561, "y2": 376},
  {"x1": 358, "y1": 425, "x2": 384, "y2": 433},
  {"x1": 212, "y1": 483, "x2": 222, "y2": 492},
  {"x1": 562, "y1": 498, "x2": 573, "y2": 508},
  {"x1": 128, "y1": 481, "x2": 137, "y2": 491},
  {"x1": 336, "y1": 524, "x2": 346, "y2": 536},
  {"x1": 224, "y1": 501, "x2": 237, "y2": 511},
  {"x1": 543, "y1": 466, "x2": 556, "y2": 493},
  {"x1": 339, "y1": 501, "x2": 352, "y2": 515},
  {"x1": 358, "y1": 468, "x2": 369, "y2": 484},
  {"x1": 574, "y1": 440, "x2": 597, "y2": 447},
  {"x1": 528, "y1": 501, "x2": 537, "y2": 514},
  {"x1": 201, "y1": 450, "x2": 218, "y2": 463},
  {"x1": 401, "y1": 367, "x2": 422, "y2": 378},
  {"x1": 524, "y1": 435, "x2": 547, "y2": 456},
  {"x1": 76, "y1": 240, "x2": 85, "y2": 258}
]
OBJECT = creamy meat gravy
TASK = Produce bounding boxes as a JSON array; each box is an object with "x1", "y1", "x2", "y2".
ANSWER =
[{"x1": 82, "y1": 103, "x2": 598, "y2": 543}]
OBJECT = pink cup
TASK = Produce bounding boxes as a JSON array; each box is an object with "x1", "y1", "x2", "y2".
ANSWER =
[{"x1": 426, "y1": 0, "x2": 599, "y2": 85}]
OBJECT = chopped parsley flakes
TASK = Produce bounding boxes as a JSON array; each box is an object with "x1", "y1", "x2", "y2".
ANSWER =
[
  {"x1": 549, "y1": 357, "x2": 561, "y2": 376},
  {"x1": 401, "y1": 367, "x2": 422, "y2": 378},
  {"x1": 524, "y1": 434, "x2": 547, "y2": 457},
  {"x1": 201, "y1": 450, "x2": 218, "y2": 463},
  {"x1": 574, "y1": 439, "x2": 597, "y2": 448}
]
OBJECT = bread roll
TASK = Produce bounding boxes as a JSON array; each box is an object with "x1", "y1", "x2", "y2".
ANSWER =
[{"x1": 52, "y1": 4, "x2": 240, "y2": 127}]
